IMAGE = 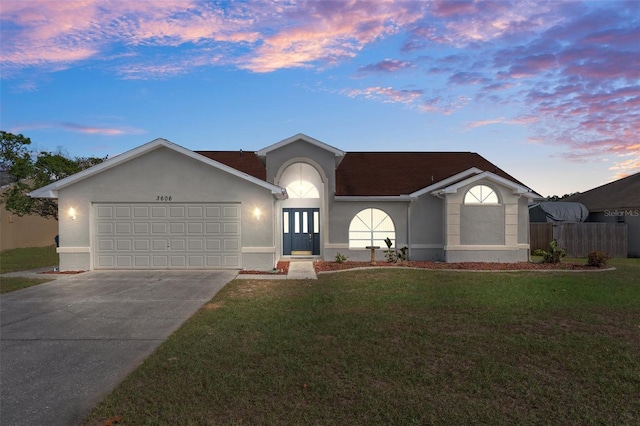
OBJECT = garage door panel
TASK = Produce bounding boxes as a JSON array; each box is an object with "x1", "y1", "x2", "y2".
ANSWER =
[
  {"x1": 188, "y1": 206, "x2": 204, "y2": 218},
  {"x1": 133, "y1": 223, "x2": 149, "y2": 234},
  {"x1": 115, "y1": 223, "x2": 131, "y2": 234},
  {"x1": 134, "y1": 240, "x2": 149, "y2": 251},
  {"x1": 116, "y1": 256, "x2": 132, "y2": 267},
  {"x1": 152, "y1": 222, "x2": 167, "y2": 234},
  {"x1": 95, "y1": 203, "x2": 241, "y2": 269},
  {"x1": 170, "y1": 206, "x2": 185, "y2": 218},
  {"x1": 188, "y1": 239, "x2": 203, "y2": 250},
  {"x1": 133, "y1": 206, "x2": 150, "y2": 218},
  {"x1": 152, "y1": 239, "x2": 169, "y2": 251},
  {"x1": 170, "y1": 239, "x2": 186, "y2": 251},
  {"x1": 170, "y1": 222, "x2": 185, "y2": 233},
  {"x1": 116, "y1": 239, "x2": 132, "y2": 251},
  {"x1": 151, "y1": 207, "x2": 167, "y2": 218},
  {"x1": 97, "y1": 239, "x2": 114, "y2": 251},
  {"x1": 115, "y1": 207, "x2": 132, "y2": 218},
  {"x1": 134, "y1": 256, "x2": 150, "y2": 267}
]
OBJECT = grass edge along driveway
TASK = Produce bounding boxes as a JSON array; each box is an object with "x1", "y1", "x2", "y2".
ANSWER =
[{"x1": 85, "y1": 259, "x2": 640, "y2": 425}]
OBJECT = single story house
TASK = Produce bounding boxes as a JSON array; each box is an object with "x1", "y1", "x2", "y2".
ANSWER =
[
  {"x1": 563, "y1": 172, "x2": 640, "y2": 257},
  {"x1": 30, "y1": 134, "x2": 543, "y2": 271}
]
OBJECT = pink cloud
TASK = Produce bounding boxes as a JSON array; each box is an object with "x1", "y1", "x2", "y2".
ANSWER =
[
  {"x1": 358, "y1": 59, "x2": 414, "y2": 74},
  {"x1": 344, "y1": 86, "x2": 424, "y2": 104},
  {"x1": 239, "y1": 1, "x2": 426, "y2": 72},
  {"x1": 10, "y1": 122, "x2": 146, "y2": 136}
]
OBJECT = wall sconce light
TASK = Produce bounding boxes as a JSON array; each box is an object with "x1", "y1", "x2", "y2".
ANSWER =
[
  {"x1": 69, "y1": 207, "x2": 76, "y2": 220},
  {"x1": 253, "y1": 207, "x2": 261, "y2": 220}
]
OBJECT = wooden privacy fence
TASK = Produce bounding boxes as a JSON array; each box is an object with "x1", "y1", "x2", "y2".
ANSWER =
[{"x1": 530, "y1": 223, "x2": 628, "y2": 258}]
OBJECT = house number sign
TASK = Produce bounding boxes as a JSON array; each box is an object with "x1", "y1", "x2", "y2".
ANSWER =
[{"x1": 156, "y1": 195, "x2": 173, "y2": 201}]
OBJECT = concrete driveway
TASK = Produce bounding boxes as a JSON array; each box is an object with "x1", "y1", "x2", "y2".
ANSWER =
[{"x1": 0, "y1": 270, "x2": 237, "y2": 426}]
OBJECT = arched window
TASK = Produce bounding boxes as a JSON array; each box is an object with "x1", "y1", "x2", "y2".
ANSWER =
[
  {"x1": 349, "y1": 208, "x2": 395, "y2": 249},
  {"x1": 285, "y1": 180, "x2": 319, "y2": 198},
  {"x1": 464, "y1": 185, "x2": 499, "y2": 204}
]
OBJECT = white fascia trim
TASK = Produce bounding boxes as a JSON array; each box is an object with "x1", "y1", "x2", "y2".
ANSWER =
[
  {"x1": 29, "y1": 138, "x2": 286, "y2": 200},
  {"x1": 334, "y1": 195, "x2": 414, "y2": 202},
  {"x1": 429, "y1": 171, "x2": 539, "y2": 199},
  {"x1": 256, "y1": 133, "x2": 345, "y2": 157},
  {"x1": 410, "y1": 168, "x2": 484, "y2": 198}
]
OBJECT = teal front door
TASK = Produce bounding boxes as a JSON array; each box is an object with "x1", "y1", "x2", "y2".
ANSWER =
[{"x1": 283, "y1": 208, "x2": 320, "y2": 255}]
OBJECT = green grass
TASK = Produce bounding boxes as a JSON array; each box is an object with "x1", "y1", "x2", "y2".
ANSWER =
[
  {"x1": 85, "y1": 258, "x2": 640, "y2": 425},
  {"x1": 0, "y1": 245, "x2": 58, "y2": 273},
  {"x1": 0, "y1": 276, "x2": 54, "y2": 294}
]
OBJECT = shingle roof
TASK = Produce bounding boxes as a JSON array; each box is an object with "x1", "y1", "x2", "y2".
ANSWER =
[
  {"x1": 196, "y1": 150, "x2": 529, "y2": 197},
  {"x1": 335, "y1": 152, "x2": 526, "y2": 196},
  {"x1": 196, "y1": 151, "x2": 266, "y2": 181},
  {"x1": 563, "y1": 172, "x2": 640, "y2": 211}
]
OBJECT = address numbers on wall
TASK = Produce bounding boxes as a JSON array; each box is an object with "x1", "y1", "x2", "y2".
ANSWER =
[{"x1": 156, "y1": 195, "x2": 173, "y2": 201}]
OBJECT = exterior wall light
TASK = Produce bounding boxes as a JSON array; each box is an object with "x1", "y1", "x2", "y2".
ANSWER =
[
  {"x1": 69, "y1": 207, "x2": 76, "y2": 220},
  {"x1": 253, "y1": 207, "x2": 261, "y2": 220}
]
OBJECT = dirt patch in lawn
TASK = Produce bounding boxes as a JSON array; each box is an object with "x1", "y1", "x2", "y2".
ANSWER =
[
  {"x1": 314, "y1": 260, "x2": 609, "y2": 273},
  {"x1": 39, "y1": 270, "x2": 85, "y2": 275}
]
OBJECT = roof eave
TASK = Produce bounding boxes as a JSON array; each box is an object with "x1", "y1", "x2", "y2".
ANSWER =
[{"x1": 334, "y1": 195, "x2": 414, "y2": 202}]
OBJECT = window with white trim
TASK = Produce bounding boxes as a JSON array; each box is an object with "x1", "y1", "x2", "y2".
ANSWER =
[
  {"x1": 464, "y1": 185, "x2": 499, "y2": 204},
  {"x1": 285, "y1": 180, "x2": 320, "y2": 198},
  {"x1": 349, "y1": 208, "x2": 395, "y2": 249}
]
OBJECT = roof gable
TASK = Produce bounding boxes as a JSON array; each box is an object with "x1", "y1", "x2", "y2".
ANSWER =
[
  {"x1": 429, "y1": 171, "x2": 540, "y2": 199},
  {"x1": 256, "y1": 133, "x2": 345, "y2": 157},
  {"x1": 29, "y1": 138, "x2": 285, "y2": 199},
  {"x1": 563, "y1": 172, "x2": 640, "y2": 211}
]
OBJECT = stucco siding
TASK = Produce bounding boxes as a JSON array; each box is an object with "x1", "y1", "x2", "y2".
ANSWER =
[
  {"x1": 460, "y1": 205, "x2": 505, "y2": 245},
  {"x1": 56, "y1": 147, "x2": 275, "y2": 270}
]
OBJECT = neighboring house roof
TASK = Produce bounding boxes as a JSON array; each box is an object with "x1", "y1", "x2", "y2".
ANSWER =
[
  {"x1": 29, "y1": 138, "x2": 286, "y2": 199},
  {"x1": 563, "y1": 172, "x2": 640, "y2": 211}
]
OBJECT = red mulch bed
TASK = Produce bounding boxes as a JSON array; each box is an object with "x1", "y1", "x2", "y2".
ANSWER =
[
  {"x1": 39, "y1": 270, "x2": 85, "y2": 275},
  {"x1": 314, "y1": 260, "x2": 607, "y2": 272},
  {"x1": 239, "y1": 261, "x2": 290, "y2": 275}
]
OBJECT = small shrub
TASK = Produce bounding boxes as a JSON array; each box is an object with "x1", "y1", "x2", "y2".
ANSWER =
[
  {"x1": 335, "y1": 252, "x2": 348, "y2": 264},
  {"x1": 542, "y1": 240, "x2": 566, "y2": 264},
  {"x1": 532, "y1": 248, "x2": 546, "y2": 257},
  {"x1": 587, "y1": 251, "x2": 612, "y2": 267},
  {"x1": 384, "y1": 237, "x2": 396, "y2": 263}
]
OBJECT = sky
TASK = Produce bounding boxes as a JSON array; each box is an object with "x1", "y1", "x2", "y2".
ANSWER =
[{"x1": 1, "y1": 0, "x2": 638, "y2": 198}]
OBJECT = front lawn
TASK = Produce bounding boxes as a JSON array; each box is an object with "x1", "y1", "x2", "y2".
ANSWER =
[
  {"x1": 85, "y1": 258, "x2": 640, "y2": 425},
  {"x1": 0, "y1": 277, "x2": 54, "y2": 294},
  {"x1": 0, "y1": 245, "x2": 58, "y2": 273}
]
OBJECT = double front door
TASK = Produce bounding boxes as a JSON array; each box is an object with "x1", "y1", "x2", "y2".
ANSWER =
[{"x1": 283, "y1": 208, "x2": 320, "y2": 255}]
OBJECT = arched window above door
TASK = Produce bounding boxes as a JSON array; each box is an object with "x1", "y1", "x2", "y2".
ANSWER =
[{"x1": 285, "y1": 180, "x2": 319, "y2": 198}]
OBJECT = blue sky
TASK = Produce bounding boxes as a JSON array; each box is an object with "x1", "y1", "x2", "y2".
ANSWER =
[{"x1": 1, "y1": 0, "x2": 638, "y2": 197}]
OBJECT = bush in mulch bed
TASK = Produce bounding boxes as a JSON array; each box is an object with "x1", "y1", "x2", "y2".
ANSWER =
[
  {"x1": 313, "y1": 260, "x2": 608, "y2": 273},
  {"x1": 239, "y1": 261, "x2": 289, "y2": 275}
]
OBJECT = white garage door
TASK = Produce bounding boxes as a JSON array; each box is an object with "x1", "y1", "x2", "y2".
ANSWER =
[{"x1": 94, "y1": 203, "x2": 241, "y2": 269}]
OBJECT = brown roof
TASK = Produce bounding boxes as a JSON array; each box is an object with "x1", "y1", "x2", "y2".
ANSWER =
[
  {"x1": 196, "y1": 151, "x2": 266, "y2": 181},
  {"x1": 195, "y1": 150, "x2": 528, "y2": 196},
  {"x1": 335, "y1": 152, "x2": 526, "y2": 196},
  {"x1": 563, "y1": 172, "x2": 640, "y2": 211}
]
